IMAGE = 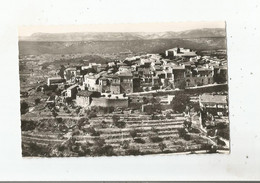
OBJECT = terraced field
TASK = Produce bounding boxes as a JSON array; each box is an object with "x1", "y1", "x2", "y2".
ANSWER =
[{"x1": 21, "y1": 114, "x2": 211, "y2": 156}]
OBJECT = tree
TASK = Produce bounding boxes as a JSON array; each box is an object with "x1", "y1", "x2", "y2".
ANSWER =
[
  {"x1": 92, "y1": 138, "x2": 115, "y2": 156},
  {"x1": 151, "y1": 127, "x2": 159, "y2": 134},
  {"x1": 114, "y1": 121, "x2": 126, "y2": 128},
  {"x1": 58, "y1": 65, "x2": 66, "y2": 79},
  {"x1": 192, "y1": 103, "x2": 200, "y2": 113},
  {"x1": 75, "y1": 107, "x2": 81, "y2": 116},
  {"x1": 36, "y1": 86, "x2": 42, "y2": 92},
  {"x1": 65, "y1": 97, "x2": 72, "y2": 105},
  {"x1": 72, "y1": 129, "x2": 80, "y2": 136},
  {"x1": 88, "y1": 111, "x2": 97, "y2": 118},
  {"x1": 58, "y1": 124, "x2": 68, "y2": 133},
  {"x1": 149, "y1": 135, "x2": 163, "y2": 143},
  {"x1": 94, "y1": 138, "x2": 105, "y2": 147},
  {"x1": 22, "y1": 142, "x2": 51, "y2": 157},
  {"x1": 52, "y1": 110, "x2": 58, "y2": 118},
  {"x1": 21, "y1": 120, "x2": 37, "y2": 131},
  {"x1": 130, "y1": 129, "x2": 138, "y2": 138},
  {"x1": 125, "y1": 147, "x2": 142, "y2": 156},
  {"x1": 143, "y1": 97, "x2": 149, "y2": 104},
  {"x1": 171, "y1": 93, "x2": 190, "y2": 113},
  {"x1": 56, "y1": 117, "x2": 62, "y2": 123},
  {"x1": 87, "y1": 127, "x2": 100, "y2": 136},
  {"x1": 166, "y1": 112, "x2": 171, "y2": 119},
  {"x1": 184, "y1": 119, "x2": 192, "y2": 128},
  {"x1": 112, "y1": 115, "x2": 120, "y2": 124},
  {"x1": 215, "y1": 73, "x2": 227, "y2": 84},
  {"x1": 178, "y1": 128, "x2": 187, "y2": 138},
  {"x1": 100, "y1": 145, "x2": 114, "y2": 156},
  {"x1": 108, "y1": 107, "x2": 114, "y2": 113},
  {"x1": 134, "y1": 138, "x2": 146, "y2": 144},
  {"x1": 35, "y1": 98, "x2": 41, "y2": 105},
  {"x1": 150, "y1": 97, "x2": 157, "y2": 104},
  {"x1": 158, "y1": 142, "x2": 167, "y2": 152},
  {"x1": 78, "y1": 117, "x2": 89, "y2": 127},
  {"x1": 20, "y1": 101, "x2": 29, "y2": 114},
  {"x1": 121, "y1": 140, "x2": 130, "y2": 149},
  {"x1": 179, "y1": 80, "x2": 186, "y2": 89}
]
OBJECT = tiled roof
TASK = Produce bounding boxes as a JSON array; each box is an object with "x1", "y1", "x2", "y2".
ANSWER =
[
  {"x1": 65, "y1": 67, "x2": 76, "y2": 71},
  {"x1": 172, "y1": 66, "x2": 185, "y2": 70},
  {"x1": 77, "y1": 90, "x2": 94, "y2": 97},
  {"x1": 200, "y1": 94, "x2": 227, "y2": 104},
  {"x1": 197, "y1": 68, "x2": 213, "y2": 71},
  {"x1": 117, "y1": 72, "x2": 133, "y2": 77}
]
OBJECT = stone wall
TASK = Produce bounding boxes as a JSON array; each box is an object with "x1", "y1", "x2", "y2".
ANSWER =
[
  {"x1": 185, "y1": 76, "x2": 214, "y2": 87},
  {"x1": 91, "y1": 97, "x2": 129, "y2": 108},
  {"x1": 76, "y1": 96, "x2": 90, "y2": 107}
]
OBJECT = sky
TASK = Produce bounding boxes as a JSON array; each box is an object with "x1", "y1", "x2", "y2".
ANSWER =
[{"x1": 19, "y1": 21, "x2": 225, "y2": 37}]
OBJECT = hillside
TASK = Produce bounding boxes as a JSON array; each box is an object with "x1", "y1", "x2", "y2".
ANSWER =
[
  {"x1": 19, "y1": 37, "x2": 226, "y2": 55},
  {"x1": 19, "y1": 28, "x2": 225, "y2": 41}
]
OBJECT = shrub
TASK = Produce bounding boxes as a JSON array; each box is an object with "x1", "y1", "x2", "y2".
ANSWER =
[
  {"x1": 178, "y1": 128, "x2": 187, "y2": 138},
  {"x1": 130, "y1": 129, "x2": 138, "y2": 138},
  {"x1": 20, "y1": 101, "x2": 29, "y2": 115},
  {"x1": 216, "y1": 122, "x2": 227, "y2": 129},
  {"x1": 75, "y1": 107, "x2": 81, "y2": 115},
  {"x1": 189, "y1": 127, "x2": 201, "y2": 134},
  {"x1": 59, "y1": 124, "x2": 68, "y2": 133},
  {"x1": 77, "y1": 145, "x2": 91, "y2": 156},
  {"x1": 114, "y1": 121, "x2": 126, "y2": 128},
  {"x1": 134, "y1": 138, "x2": 146, "y2": 144},
  {"x1": 56, "y1": 117, "x2": 63, "y2": 123},
  {"x1": 217, "y1": 137, "x2": 226, "y2": 146},
  {"x1": 165, "y1": 113, "x2": 171, "y2": 119},
  {"x1": 87, "y1": 127, "x2": 100, "y2": 136},
  {"x1": 121, "y1": 140, "x2": 130, "y2": 149},
  {"x1": 151, "y1": 127, "x2": 159, "y2": 133},
  {"x1": 94, "y1": 138, "x2": 105, "y2": 147},
  {"x1": 112, "y1": 115, "x2": 120, "y2": 123},
  {"x1": 91, "y1": 138, "x2": 114, "y2": 156},
  {"x1": 149, "y1": 135, "x2": 163, "y2": 143},
  {"x1": 101, "y1": 120, "x2": 107, "y2": 128},
  {"x1": 21, "y1": 120, "x2": 37, "y2": 131},
  {"x1": 65, "y1": 97, "x2": 72, "y2": 105},
  {"x1": 192, "y1": 103, "x2": 200, "y2": 112},
  {"x1": 184, "y1": 120, "x2": 192, "y2": 128},
  {"x1": 217, "y1": 127, "x2": 229, "y2": 140},
  {"x1": 72, "y1": 129, "x2": 80, "y2": 136},
  {"x1": 184, "y1": 134, "x2": 191, "y2": 141},
  {"x1": 99, "y1": 145, "x2": 115, "y2": 156},
  {"x1": 125, "y1": 147, "x2": 142, "y2": 156},
  {"x1": 22, "y1": 142, "x2": 51, "y2": 157},
  {"x1": 78, "y1": 117, "x2": 89, "y2": 127},
  {"x1": 89, "y1": 111, "x2": 97, "y2": 119},
  {"x1": 108, "y1": 107, "x2": 114, "y2": 113},
  {"x1": 171, "y1": 93, "x2": 190, "y2": 113},
  {"x1": 34, "y1": 98, "x2": 41, "y2": 105},
  {"x1": 52, "y1": 110, "x2": 58, "y2": 118},
  {"x1": 158, "y1": 142, "x2": 167, "y2": 152}
]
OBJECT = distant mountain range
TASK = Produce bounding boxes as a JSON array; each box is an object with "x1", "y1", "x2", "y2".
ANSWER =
[{"x1": 19, "y1": 28, "x2": 226, "y2": 41}]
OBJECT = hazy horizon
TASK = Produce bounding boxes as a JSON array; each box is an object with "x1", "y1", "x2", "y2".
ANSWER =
[{"x1": 19, "y1": 21, "x2": 225, "y2": 37}]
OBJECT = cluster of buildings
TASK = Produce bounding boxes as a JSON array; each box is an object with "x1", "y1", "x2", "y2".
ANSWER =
[
  {"x1": 199, "y1": 93, "x2": 229, "y2": 126},
  {"x1": 46, "y1": 47, "x2": 228, "y2": 109}
]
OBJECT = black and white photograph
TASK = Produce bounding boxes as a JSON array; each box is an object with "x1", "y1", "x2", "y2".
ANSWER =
[
  {"x1": 1, "y1": 0, "x2": 260, "y2": 181},
  {"x1": 19, "y1": 22, "x2": 229, "y2": 157}
]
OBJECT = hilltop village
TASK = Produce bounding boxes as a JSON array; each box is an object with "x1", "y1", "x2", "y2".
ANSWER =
[
  {"x1": 45, "y1": 47, "x2": 228, "y2": 109},
  {"x1": 20, "y1": 47, "x2": 229, "y2": 157}
]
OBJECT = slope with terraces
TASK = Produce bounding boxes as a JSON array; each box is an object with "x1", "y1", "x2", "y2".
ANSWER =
[{"x1": 21, "y1": 113, "x2": 213, "y2": 157}]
